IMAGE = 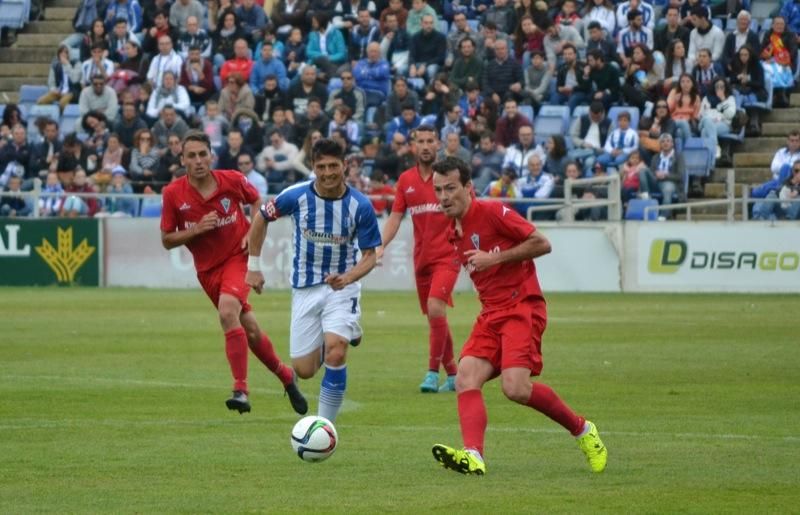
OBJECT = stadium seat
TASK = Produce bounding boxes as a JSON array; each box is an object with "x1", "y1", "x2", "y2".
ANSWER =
[
  {"x1": 0, "y1": 0, "x2": 29, "y2": 30},
  {"x1": 0, "y1": 104, "x2": 5, "y2": 120},
  {"x1": 139, "y1": 200, "x2": 162, "y2": 217},
  {"x1": 572, "y1": 104, "x2": 590, "y2": 120},
  {"x1": 539, "y1": 105, "x2": 569, "y2": 119},
  {"x1": 60, "y1": 104, "x2": 81, "y2": 136},
  {"x1": 420, "y1": 114, "x2": 436, "y2": 126},
  {"x1": 518, "y1": 104, "x2": 534, "y2": 123},
  {"x1": 327, "y1": 77, "x2": 343, "y2": 94},
  {"x1": 366, "y1": 106, "x2": 377, "y2": 125},
  {"x1": 711, "y1": 18, "x2": 724, "y2": 30},
  {"x1": 534, "y1": 115, "x2": 565, "y2": 138},
  {"x1": 608, "y1": 106, "x2": 639, "y2": 130},
  {"x1": 682, "y1": 146, "x2": 712, "y2": 196},
  {"x1": 625, "y1": 198, "x2": 659, "y2": 220},
  {"x1": 18, "y1": 85, "x2": 48, "y2": 111},
  {"x1": 467, "y1": 19, "x2": 479, "y2": 31},
  {"x1": 438, "y1": 19, "x2": 448, "y2": 34}
]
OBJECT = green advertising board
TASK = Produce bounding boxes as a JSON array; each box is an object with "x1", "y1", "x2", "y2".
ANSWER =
[{"x1": 0, "y1": 219, "x2": 100, "y2": 286}]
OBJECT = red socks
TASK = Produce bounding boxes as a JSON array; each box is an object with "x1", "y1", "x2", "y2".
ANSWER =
[
  {"x1": 248, "y1": 333, "x2": 293, "y2": 386},
  {"x1": 457, "y1": 389, "x2": 487, "y2": 455},
  {"x1": 429, "y1": 316, "x2": 457, "y2": 375},
  {"x1": 526, "y1": 383, "x2": 585, "y2": 436},
  {"x1": 224, "y1": 327, "x2": 249, "y2": 392}
]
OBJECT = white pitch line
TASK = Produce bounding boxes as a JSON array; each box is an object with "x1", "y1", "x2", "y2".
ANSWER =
[{"x1": 1, "y1": 375, "x2": 795, "y2": 443}]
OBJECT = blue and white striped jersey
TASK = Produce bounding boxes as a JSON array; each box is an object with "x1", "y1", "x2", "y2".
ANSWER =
[{"x1": 260, "y1": 181, "x2": 382, "y2": 289}]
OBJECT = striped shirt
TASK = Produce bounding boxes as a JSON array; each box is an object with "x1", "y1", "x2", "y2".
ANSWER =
[{"x1": 261, "y1": 181, "x2": 382, "y2": 288}]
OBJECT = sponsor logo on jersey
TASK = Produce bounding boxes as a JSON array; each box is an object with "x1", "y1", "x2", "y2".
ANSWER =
[
  {"x1": 405, "y1": 186, "x2": 415, "y2": 194},
  {"x1": 184, "y1": 211, "x2": 238, "y2": 231},
  {"x1": 302, "y1": 228, "x2": 352, "y2": 245},
  {"x1": 408, "y1": 203, "x2": 441, "y2": 216},
  {"x1": 179, "y1": 203, "x2": 191, "y2": 211},
  {"x1": 502, "y1": 206, "x2": 511, "y2": 216},
  {"x1": 220, "y1": 197, "x2": 231, "y2": 213}
]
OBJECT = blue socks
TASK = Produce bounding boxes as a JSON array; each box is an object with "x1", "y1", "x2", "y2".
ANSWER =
[{"x1": 318, "y1": 364, "x2": 347, "y2": 422}]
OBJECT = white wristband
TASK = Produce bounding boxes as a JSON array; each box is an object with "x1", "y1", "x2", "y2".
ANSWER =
[{"x1": 247, "y1": 256, "x2": 261, "y2": 272}]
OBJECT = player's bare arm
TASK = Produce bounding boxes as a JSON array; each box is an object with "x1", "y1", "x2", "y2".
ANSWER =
[
  {"x1": 325, "y1": 248, "x2": 377, "y2": 290},
  {"x1": 464, "y1": 231, "x2": 551, "y2": 272},
  {"x1": 161, "y1": 211, "x2": 219, "y2": 249},
  {"x1": 376, "y1": 211, "x2": 403, "y2": 261},
  {"x1": 245, "y1": 208, "x2": 269, "y2": 294}
]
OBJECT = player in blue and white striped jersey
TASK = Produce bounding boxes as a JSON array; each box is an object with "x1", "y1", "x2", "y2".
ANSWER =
[{"x1": 246, "y1": 138, "x2": 381, "y2": 423}]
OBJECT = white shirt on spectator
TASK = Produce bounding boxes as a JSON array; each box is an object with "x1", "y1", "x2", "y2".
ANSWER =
[{"x1": 146, "y1": 51, "x2": 184, "y2": 89}]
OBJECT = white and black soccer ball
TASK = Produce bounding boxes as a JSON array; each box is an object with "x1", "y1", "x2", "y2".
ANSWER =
[{"x1": 290, "y1": 416, "x2": 338, "y2": 462}]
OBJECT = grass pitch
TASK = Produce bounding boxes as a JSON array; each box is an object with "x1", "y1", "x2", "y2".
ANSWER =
[{"x1": 0, "y1": 288, "x2": 797, "y2": 513}]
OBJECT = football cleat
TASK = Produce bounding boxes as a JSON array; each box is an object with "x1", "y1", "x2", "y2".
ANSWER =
[
  {"x1": 438, "y1": 375, "x2": 456, "y2": 392},
  {"x1": 349, "y1": 337, "x2": 361, "y2": 347},
  {"x1": 284, "y1": 371, "x2": 308, "y2": 415},
  {"x1": 432, "y1": 444, "x2": 486, "y2": 475},
  {"x1": 420, "y1": 371, "x2": 439, "y2": 393},
  {"x1": 577, "y1": 420, "x2": 607, "y2": 473},
  {"x1": 225, "y1": 390, "x2": 251, "y2": 414}
]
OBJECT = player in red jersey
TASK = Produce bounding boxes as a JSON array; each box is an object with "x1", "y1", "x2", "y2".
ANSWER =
[
  {"x1": 428, "y1": 157, "x2": 607, "y2": 475},
  {"x1": 160, "y1": 131, "x2": 307, "y2": 415},
  {"x1": 378, "y1": 125, "x2": 461, "y2": 393}
]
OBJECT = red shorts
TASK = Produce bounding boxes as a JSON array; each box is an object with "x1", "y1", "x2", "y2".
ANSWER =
[
  {"x1": 414, "y1": 266, "x2": 459, "y2": 314},
  {"x1": 460, "y1": 298, "x2": 546, "y2": 376},
  {"x1": 197, "y1": 252, "x2": 252, "y2": 313}
]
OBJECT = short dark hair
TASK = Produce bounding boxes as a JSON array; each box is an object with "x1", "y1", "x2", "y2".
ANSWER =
[
  {"x1": 589, "y1": 101, "x2": 605, "y2": 114},
  {"x1": 312, "y1": 137, "x2": 345, "y2": 163},
  {"x1": 432, "y1": 156, "x2": 471, "y2": 186},
  {"x1": 588, "y1": 49, "x2": 605, "y2": 61},
  {"x1": 587, "y1": 21, "x2": 602, "y2": 31},
  {"x1": 627, "y1": 9, "x2": 642, "y2": 20},
  {"x1": 413, "y1": 124, "x2": 437, "y2": 139},
  {"x1": 691, "y1": 5, "x2": 708, "y2": 18},
  {"x1": 182, "y1": 130, "x2": 211, "y2": 151},
  {"x1": 401, "y1": 102, "x2": 416, "y2": 112}
]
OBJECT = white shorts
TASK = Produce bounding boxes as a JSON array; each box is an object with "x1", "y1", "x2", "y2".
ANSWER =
[{"x1": 289, "y1": 282, "x2": 363, "y2": 359}]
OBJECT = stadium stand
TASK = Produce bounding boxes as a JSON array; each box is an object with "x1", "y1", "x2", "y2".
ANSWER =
[{"x1": 0, "y1": 0, "x2": 798, "y2": 220}]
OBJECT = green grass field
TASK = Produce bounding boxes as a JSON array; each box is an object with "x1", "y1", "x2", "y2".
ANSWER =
[{"x1": 1, "y1": 288, "x2": 798, "y2": 513}]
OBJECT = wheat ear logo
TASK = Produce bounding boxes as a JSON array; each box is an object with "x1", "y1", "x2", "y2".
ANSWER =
[{"x1": 34, "y1": 227, "x2": 96, "y2": 283}]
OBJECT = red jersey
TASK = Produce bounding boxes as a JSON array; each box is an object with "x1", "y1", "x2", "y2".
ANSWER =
[
  {"x1": 160, "y1": 170, "x2": 259, "y2": 272},
  {"x1": 393, "y1": 166, "x2": 459, "y2": 272},
  {"x1": 448, "y1": 199, "x2": 544, "y2": 311}
]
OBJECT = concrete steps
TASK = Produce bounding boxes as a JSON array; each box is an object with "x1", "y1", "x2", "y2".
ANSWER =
[
  {"x1": 763, "y1": 108, "x2": 800, "y2": 123},
  {"x1": 23, "y1": 20, "x2": 74, "y2": 34},
  {"x1": 676, "y1": 213, "x2": 744, "y2": 221},
  {"x1": 0, "y1": 92, "x2": 21, "y2": 103},
  {"x1": 0, "y1": 63, "x2": 50, "y2": 76},
  {"x1": 703, "y1": 182, "x2": 747, "y2": 198},
  {"x1": 733, "y1": 153, "x2": 773, "y2": 167},
  {"x1": 41, "y1": 6, "x2": 75, "y2": 20},
  {"x1": 741, "y1": 137, "x2": 786, "y2": 153},
  {"x1": 762, "y1": 123, "x2": 797, "y2": 136},
  {"x1": 711, "y1": 167, "x2": 772, "y2": 184},
  {"x1": 14, "y1": 33, "x2": 66, "y2": 47},
  {"x1": 47, "y1": 0, "x2": 80, "y2": 6}
]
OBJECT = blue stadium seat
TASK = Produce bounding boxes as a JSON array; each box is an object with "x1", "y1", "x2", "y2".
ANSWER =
[
  {"x1": 534, "y1": 116, "x2": 565, "y2": 138},
  {"x1": 420, "y1": 114, "x2": 436, "y2": 126},
  {"x1": 60, "y1": 104, "x2": 81, "y2": 136},
  {"x1": 608, "y1": 106, "x2": 640, "y2": 130},
  {"x1": 0, "y1": 0, "x2": 29, "y2": 30},
  {"x1": 327, "y1": 77, "x2": 343, "y2": 93},
  {"x1": 625, "y1": 198, "x2": 659, "y2": 220},
  {"x1": 538, "y1": 105, "x2": 569, "y2": 119},
  {"x1": 438, "y1": 19, "x2": 448, "y2": 34},
  {"x1": 0, "y1": 104, "x2": 5, "y2": 120},
  {"x1": 518, "y1": 104, "x2": 534, "y2": 123},
  {"x1": 572, "y1": 104, "x2": 590, "y2": 120},
  {"x1": 467, "y1": 19, "x2": 479, "y2": 31},
  {"x1": 366, "y1": 106, "x2": 377, "y2": 124},
  {"x1": 139, "y1": 200, "x2": 162, "y2": 217},
  {"x1": 682, "y1": 147, "x2": 712, "y2": 196},
  {"x1": 711, "y1": 18, "x2": 724, "y2": 30},
  {"x1": 18, "y1": 85, "x2": 48, "y2": 112}
]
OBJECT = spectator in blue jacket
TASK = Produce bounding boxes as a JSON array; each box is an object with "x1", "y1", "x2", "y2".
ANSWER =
[
  {"x1": 307, "y1": 13, "x2": 348, "y2": 80},
  {"x1": 353, "y1": 42, "x2": 392, "y2": 101},
  {"x1": 780, "y1": 0, "x2": 800, "y2": 36},
  {"x1": 250, "y1": 42, "x2": 289, "y2": 92},
  {"x1": 236, "y1": 0, "x2": 269, "y2": 44},
  {"x1": 385, "y1": 103, "x2": 422, "y2": 142},
  {"x1": 105, "y1": 0, "x2": 143, "y2": 33}
]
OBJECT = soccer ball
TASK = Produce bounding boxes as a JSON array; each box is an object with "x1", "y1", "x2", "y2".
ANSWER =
[{"x1": 290, "y1": 416, "x2": 338, "y2": 462}]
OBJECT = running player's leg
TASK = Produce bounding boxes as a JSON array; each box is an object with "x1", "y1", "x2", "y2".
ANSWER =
[
  {"x1": 498, "y1": 303, "x2": 607, "y2": 472},
  {"x1": 217, "y1": 293, "x2": 250, "y2": 412},
  {"x1": 240, "y1": 310, "x2": 308, "y2": 415},
  {"x1": 289, "y1": 286, "x2": 326, "y2": 380},
  {"x1": 427, "y1": 268, "x2": 459, "y2": 391},
  {"x1": 316, "y1": 282, "x2": 361, "y2": 422}
]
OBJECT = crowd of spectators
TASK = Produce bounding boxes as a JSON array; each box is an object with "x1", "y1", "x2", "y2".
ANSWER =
[{"x1": 1, "y1": 0, "x2": 799, "y2": 219}]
